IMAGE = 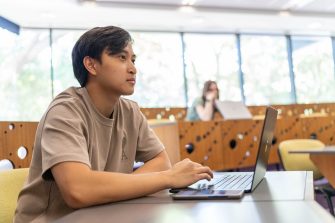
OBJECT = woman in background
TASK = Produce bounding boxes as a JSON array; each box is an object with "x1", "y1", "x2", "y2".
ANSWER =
[{"x1": 186, "y1": 80, "x2": 219, "y2": 121}]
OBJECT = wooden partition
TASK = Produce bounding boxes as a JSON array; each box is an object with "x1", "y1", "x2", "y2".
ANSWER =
[
  {"x1": 178, "y1": 121, "x2": 224, "y2": 170},
  {"x1": 0, "y1": 120, "x2": 181, "y2": 169},
  {"x1": 148, "y1": 120, "x2": 181, "y2": 165},
  {"x1": 141, "y1": 107, "x2": 187, "y2": 120},
  {"x1": 140, "y1": 103, "x2": 335, "y2": 121},
  {"x1": 178, "y1": 120, "x2": 274, "y2": 171},
  {"x1": 0, "y1": 122, "x2": 38, "y2": 169},
  {"x1": 248, "y1": 103, "x2": 335, "y2": 117},
  {"x1": 300, "y1": 116, "x2": 335, "y2": 143},
  {"x1": 178, "y1": 115, "x2": 335, "y2": 171},
  {"x1": 2, "y1": 111, "x2": 335, "y2": 171}
]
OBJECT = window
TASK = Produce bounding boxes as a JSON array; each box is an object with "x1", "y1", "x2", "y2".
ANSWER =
[
  {"x1": 183, "y1": 34, "x2": 241, "y2": 106},
  {"x1": 2, "y1": 27, "x2": 335, "y2": 121},
  {"x1": 52, "y1": 30, "x2": 84, "y2": 96},
  {"x1": 241, "y1": 35, "x2": 293, "y2": 105},
  {"x1": 127, "y1": 32, "x2": 185, "y2": 107},
  {"x1": 291, "y1": 36, "x2": 335, "y2": 103},
  {"x1": 0, "y1": 28, "x2": 52, "y2": 121}
]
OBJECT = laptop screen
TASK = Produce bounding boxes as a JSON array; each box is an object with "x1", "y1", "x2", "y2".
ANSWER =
[
  {"x1": 250, "y1": 107, "x2": 278, "y2": 192},
  {"x1": 214, "y1": 100, "x2": 253, "y2": 120}
]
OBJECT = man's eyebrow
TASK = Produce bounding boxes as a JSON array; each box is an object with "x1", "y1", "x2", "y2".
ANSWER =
[{"x1": 120, "y1": 50, "x2": 136, "y2": 58}]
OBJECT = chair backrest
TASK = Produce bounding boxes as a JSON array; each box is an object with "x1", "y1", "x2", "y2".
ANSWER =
[
  {"x1": 0, "y1": 168, "x2": 29, "y2": 223},
  {"x1": 278, "y1": 139, "x2": 324, "y2": 180},
  {"x1": 0, "y1": 122, "x2": 38, "y2": 169}
]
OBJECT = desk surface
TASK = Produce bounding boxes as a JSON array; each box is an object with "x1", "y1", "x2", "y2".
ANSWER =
[
  {"x1": 289, "y1": 147, "x2": 335, "y2": 154},
  {"x1": 119, "y1": 171, "x2": 313, "y2": 204},
  {"x1": 54, "y1": 171, "x2": 334, "y2": 223},
  {"x1": 290, "y1": 149, "x2": 335, "y2": 188}
]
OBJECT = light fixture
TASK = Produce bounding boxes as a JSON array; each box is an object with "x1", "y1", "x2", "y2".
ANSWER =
[
  {"x1": 279, "y1": 10, "x2": 291, "y2": 17},
  {"x1": 81, "y1": 0, "x2": 97, "y2": 7},
  {"x1": 179, "y1": 5, "x2": 196, "y2": 13},
  {"x1": 181, "y1": 0, "x2": 197, "y2": 6}
]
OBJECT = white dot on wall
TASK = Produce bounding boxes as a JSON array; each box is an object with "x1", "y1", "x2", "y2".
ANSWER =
[
  {"x1": 169, "y1": 115, "x2": 176, "y2": 121},
  {"x1": 237, "y1": 133, "x2": 244, "y2": 140},
  {"x1": 17, "y1": 146, "x2": 28, "y2": 160},
  {"x1": 245, "y1": 151, "x2": 250, "y2": 157},
  {"x1": 0, "y1": 159, "x2": 14, "y2": 170},
  {"x1": 8, "y1": 123, "x2": 15, "y2": 130}
]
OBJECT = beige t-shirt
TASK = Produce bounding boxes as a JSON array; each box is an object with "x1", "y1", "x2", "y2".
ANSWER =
[{"x1": 14, "y1": 87, "x2": 164, "y2": 223}]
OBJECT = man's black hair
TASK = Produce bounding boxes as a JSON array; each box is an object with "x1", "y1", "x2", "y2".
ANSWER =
[{"x1": 72, "y1": 26, "x2": 132, "y2": 87}]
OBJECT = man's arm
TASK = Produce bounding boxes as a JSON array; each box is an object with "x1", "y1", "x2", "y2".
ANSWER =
[
  {"x1": 133, "y1": 150, "x2": 171, "y2": 174},
  {"x1": 51, "y1": 159, "x2": 212, "y2": 209}
]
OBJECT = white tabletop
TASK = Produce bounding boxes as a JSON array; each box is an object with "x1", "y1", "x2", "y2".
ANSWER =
[
  {"x1": 54, "y1": 171, "x2": 335, "y2": 223},
  {"x1": 289, "y1": 147, "x2": 335, "y2": 154}
]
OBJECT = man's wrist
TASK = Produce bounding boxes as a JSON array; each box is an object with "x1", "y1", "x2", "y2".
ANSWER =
[{"x1": 161, "y1": 170, "x2": 172, "y2": 188}]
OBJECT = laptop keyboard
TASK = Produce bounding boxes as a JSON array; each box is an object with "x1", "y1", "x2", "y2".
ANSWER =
[{"x1": 196, "y1": 173, "x2": 253, "y2": 190}]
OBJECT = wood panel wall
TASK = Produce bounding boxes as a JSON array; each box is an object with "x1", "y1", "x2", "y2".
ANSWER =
[
  {"x1": 178, "y1": 115, "x2": 335, "y2": 171},
  {"x1": 140, "y1": 107, "x2": 187, "y2": 120},
  {"x1": 0, "y1": 122, "x2": 38, "y2": 168},
  {"x1": 149, "y1": 121, "x2": 181, "y2": 165},
  {"x1": 141, "y1": 102, "x2": 335, "y2": 121},
  {"x1": 2, "y1": 105, "x2": 335, "y2": 171}
]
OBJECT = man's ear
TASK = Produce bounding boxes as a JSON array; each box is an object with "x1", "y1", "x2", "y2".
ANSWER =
[{"x1": 83, "y1": 56, "x2": 97, "y2": 76}]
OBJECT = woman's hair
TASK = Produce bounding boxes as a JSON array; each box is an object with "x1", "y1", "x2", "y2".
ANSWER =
[{"x1": 201, "y1": 80, "x2": 220, "y2": 104}]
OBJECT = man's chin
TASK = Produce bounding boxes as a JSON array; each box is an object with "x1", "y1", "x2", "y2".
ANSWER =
[{"x1": 122, "y1": 89, "x2": 135, "y2": 96}]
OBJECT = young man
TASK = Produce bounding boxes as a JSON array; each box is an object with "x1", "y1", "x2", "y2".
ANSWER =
[{"x1": 14, "y1": 26, "x2": 213, "y2": 222}]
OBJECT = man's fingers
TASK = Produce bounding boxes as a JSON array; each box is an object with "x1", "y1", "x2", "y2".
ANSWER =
[
  {"x1": 197, "y1": 173, "x2": 212, "y2": 181},
  {"x1": 193, "y1": 162, "x2": 203, "y2": 168},
  {"x1": 195, "y1": 166, "x2": 213, "y2": 178}
]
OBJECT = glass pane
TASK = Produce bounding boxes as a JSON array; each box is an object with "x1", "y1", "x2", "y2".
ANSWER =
[
  {"x1": 0, "y1": 28, "x2": 52, "y2": 121},
  {"x1": 241, "y1": 35, "x2": 293, "y2": 105},
  {"x1": 52, "y1": 30, "x2": 84, "y2": 96},
  {"x1": 292, "y1": 36, "x2": 335, "y2": 103},
  {"x1": 184, "y1": 34, "x2": 241, "y2": 106},
  {"x1": 126, "y1": 32, "x2": 185, "y2": 107}
]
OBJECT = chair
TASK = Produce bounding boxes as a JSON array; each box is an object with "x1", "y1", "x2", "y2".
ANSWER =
[
  {"x1": 278, "y1": 139, "x2": 335, "y2": 216},
  {"x1": 0, "y1": 168, "x2": 29, "y2": 223}
]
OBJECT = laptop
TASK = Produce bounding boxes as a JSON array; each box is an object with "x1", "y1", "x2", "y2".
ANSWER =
[
  {"x1": 172, "y1": 107, "x2": 278, "y2": 199},
  {"x1": 215, "y1": 100, "x2": 253, "y2": 120}
]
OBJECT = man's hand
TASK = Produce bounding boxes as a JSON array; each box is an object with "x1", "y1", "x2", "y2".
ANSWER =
[{"x1": 163, "y1": 158, "x2": 213, "y2": 188}]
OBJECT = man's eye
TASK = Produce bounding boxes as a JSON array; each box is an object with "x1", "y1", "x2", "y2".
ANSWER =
[
  {"x1": 132, "y1": 59, "x2": 136, "y2": 64},
  {"x1": 119, "y1": 55, "x2": 126, "y2": 60}
]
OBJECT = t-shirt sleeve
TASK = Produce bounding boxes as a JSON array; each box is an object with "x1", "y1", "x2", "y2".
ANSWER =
[
  {"x1": 186, "y1": 97, "x2": 204, "y2": 121},
  {"x1": 41, "y1": 101, "x2": 91, "y2": 180},
  {"x1": 193, "y1": 97, "x2": 204, "y2": 107},
  {"x1": 135, "y1": 109, "x2": 165, "y2": 163}
]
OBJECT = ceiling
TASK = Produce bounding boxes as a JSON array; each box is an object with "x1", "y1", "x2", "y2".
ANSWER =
[{"x1": 1, "y1": 0, "x2": 335, "y2": 35}]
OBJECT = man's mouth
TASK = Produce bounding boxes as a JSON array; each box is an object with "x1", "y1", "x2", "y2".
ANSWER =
[{"x1": 127, "y1": 78, "x2": 136, "y2": 84}]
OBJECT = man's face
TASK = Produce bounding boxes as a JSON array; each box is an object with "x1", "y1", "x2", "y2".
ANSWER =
[{"x1": 93, "y1": 43, "x2": 137, "y2": 97}]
